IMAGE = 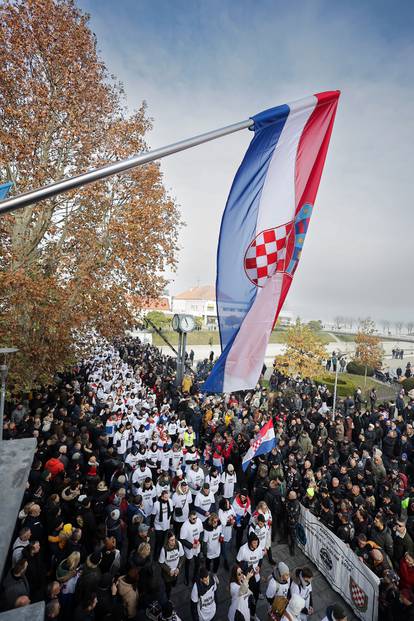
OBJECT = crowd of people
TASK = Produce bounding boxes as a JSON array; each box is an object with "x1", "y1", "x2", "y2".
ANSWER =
[{"x1": 2, "y1": 337, "x2": 414, "y2": 621}]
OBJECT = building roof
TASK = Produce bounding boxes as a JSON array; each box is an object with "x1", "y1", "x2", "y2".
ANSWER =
[
  {"x1": 174, "y1": 285, "x2": 216, "y2": 301},
  {"x1": 128, "y1": 294, "x2": 171, "y2": 312}
]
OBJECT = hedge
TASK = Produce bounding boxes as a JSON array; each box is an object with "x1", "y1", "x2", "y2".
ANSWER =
[
  {"x1": 402, "y1": 377, "x2": 414, "y2": 392},
  {"x1": 314, "y1": 374, "x2": 359, "y2": 397},
  {"x1": 346, "y1": 360, "x2": 374, "y2": 377}
]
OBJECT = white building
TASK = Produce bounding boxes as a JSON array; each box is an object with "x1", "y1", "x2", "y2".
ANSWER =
[
  {"x1": 171, "y1": 285, "x2": 294, "y2": 328},
  {"x1": 172, "y1": 285, "x2": 217, "y2": 328}
]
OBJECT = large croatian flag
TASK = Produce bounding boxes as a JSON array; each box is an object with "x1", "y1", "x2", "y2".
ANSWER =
[
  {"x1": 204, "y1": 91, "x2": 340, "y2": 393},
  {"x1": 242, "y1": 419, "x2": 276, "y2": 471}
]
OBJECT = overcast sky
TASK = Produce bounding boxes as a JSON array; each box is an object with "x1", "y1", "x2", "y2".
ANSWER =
[{"x1": 80, "y1": 0, "x2": 414, "y2": 324}]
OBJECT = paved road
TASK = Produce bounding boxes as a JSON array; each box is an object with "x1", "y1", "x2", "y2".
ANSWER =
[{"x1": 166, "y1": 535, "x2": 359, "y2": 621}]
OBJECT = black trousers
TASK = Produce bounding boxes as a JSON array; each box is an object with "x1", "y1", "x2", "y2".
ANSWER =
[
  {"x1": 184, "y1": 555, "x2": 200, "y2": 582},
  {"x1": 205, "y1": 555, "x2": 220, "y2": 574},
  {"x1": 235, "y1": 525, "x2": 245, "y2": 549},
  {"x1": 154, "y1": 529, "x2": 166, "y2": 561},
  {"x1": 287, "y1": 525, "x2": 296, "y2": 554}
]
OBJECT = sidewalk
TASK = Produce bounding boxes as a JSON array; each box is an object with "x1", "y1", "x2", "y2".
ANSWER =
[{"x1": 169, "y1": 536, "x2": 359, "y2": 621}]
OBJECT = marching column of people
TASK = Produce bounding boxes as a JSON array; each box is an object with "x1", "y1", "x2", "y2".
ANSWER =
[{"x1": 6, "y1": 336, "x2": 414, "y2": 621}]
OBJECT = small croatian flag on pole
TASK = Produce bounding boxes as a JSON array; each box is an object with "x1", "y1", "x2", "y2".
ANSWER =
[
  {"x1": 242, "y1": 419, "x2": 277, "y2": 471},
  {"x1": 204, "y1": 91, "x2": 340, "y2": 393}
]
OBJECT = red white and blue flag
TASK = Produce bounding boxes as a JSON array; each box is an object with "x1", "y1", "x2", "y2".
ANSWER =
[
  {"x1": 204, "y1": 91, "x2": 340, "y2": 393},
  {"x1": 242, "y1": 419, "x2": 276, "y2": 471}
]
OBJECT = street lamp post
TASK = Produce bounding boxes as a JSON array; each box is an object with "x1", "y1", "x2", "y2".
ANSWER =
[
  {"x1": 332, "y1": 352, "x2": 345, "y2": 419},
  {"x1": 332, "y1": 347, "x2": 356, "y2": 418},
  {"x1": 0, "y1": 347, "x2": 18, "y2": 441}
]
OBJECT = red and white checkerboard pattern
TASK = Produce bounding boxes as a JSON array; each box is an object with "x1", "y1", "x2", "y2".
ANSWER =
[
  {"x1": 350, "y1": 578, "x2": 368, "y2": 611},
  {"x1": 244, "y1": 223, "x2": 292, "y2": 287},
  {"x1": 251, "y1": 436, "x2": 263, "y2": 451}
]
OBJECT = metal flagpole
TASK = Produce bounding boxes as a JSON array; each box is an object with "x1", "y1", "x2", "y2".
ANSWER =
[{"x1": 0, "y1": 118, "x2": 254, "y2": 216}]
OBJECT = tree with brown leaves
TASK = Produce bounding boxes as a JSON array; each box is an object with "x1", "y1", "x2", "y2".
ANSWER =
[
  {"x1": 354, "y1": 319, "x2": 384, "y2": 371},
  {"x1": 274, "y1": 319, "x2": 327, "y2": 378},
  {"x1": 0, "y1": 0, "x2": 181, "y2": 388}
]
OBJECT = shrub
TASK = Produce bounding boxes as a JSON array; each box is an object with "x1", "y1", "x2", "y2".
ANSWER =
[
  {"x1": 346, "y1": 360, "x2": 374, "y2": 377},
  {"x1": 402, "y1": 377, "x2": 414, "y2": 393},
  {"x1": 314, "y1": 375, "x2": 357, "y2": 397}
]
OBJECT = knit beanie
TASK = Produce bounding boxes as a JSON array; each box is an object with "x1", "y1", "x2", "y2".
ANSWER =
[{"x1": 278, "y1": 561, "x2": 289, "y2": 575}]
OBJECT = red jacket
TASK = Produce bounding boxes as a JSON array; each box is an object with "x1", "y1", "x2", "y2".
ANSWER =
[
  {"x1": 45, "y1": 458, "x2": 64, "y2": 478},
  {"x1": 399, "y1": 558, "x2": 414, "y2": 590}
]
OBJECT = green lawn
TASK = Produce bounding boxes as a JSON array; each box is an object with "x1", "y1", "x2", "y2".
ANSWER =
[
  {"x1": 331, "y1": 333, "x2": 355, "y2": 343},
  {"x1": 314, "y1": 372, "x2": 395, "y2": 400},
  {"x1": 153, "y1": 328, "x2": 333, "y2": 347}
]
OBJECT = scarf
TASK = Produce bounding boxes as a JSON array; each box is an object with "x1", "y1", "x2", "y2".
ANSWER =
[{"x1": 158, "y1": 498, "x2": 172, "y2": 522}]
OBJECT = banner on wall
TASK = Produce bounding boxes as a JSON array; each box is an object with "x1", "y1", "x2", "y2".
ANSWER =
[{"x1": 297, "y1": 507, "x2": 380, "y2": 621}]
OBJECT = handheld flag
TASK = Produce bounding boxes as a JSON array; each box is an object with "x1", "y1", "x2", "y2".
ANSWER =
[
  {"x1": 0, "y1": 182, "x2": 12, "y2": 200},
  {"x1": 242, "y1": 419, "x2": 276, "y2": 471},
  {"x1": 204, "y1": 91, "x2": 340, "y2": 393}
]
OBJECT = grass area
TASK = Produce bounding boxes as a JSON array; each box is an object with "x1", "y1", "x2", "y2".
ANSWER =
[
  {"x1": 152, "y1": 331, "x2": 221, "y2": 347},
  {"x1": 331, "y1": 331, "x2": 414, "y2": 344},
  {"x1": 314, "y1": 372, "x2": 395, "y2": 400},
  {"x1": 153, "y1": 329, "x2": 333, "y2": 347},
  {"x1": 331, "y1": 333, "x2": 355, "y2": 343}
]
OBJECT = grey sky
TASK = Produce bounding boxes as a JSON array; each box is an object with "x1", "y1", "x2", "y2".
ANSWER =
[{"x1": 80, "y1": 0, "x2": 414, "y2": 323}]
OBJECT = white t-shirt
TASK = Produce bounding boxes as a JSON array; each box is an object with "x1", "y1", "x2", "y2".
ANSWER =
[
  {"x1": 132, "y1": 466, "x2": 152, "y2": 490},
  {"x1": 159, "y1": 541, "x2": 184, "y2": 570},
  {"x1": 139, "y1": 486, "x2": 157, "y2": 517},
  {"x1": 187, "y1": 468, "x2": 205, "y2": 496},
  {"x1": 228, "y1": 581, "x2": 251, "y2": 621},
  {"x1": 249, "y1": 522, "x2": 269, "y2": 552},
  {"x1": 291, "y1": 578, "x2": 312, "y2": 613},
  {"x1": 205, "y1": 474, "x2": 220, "y2": 496},
  {"x1": 152, "y1": 499, "x2": 173, "y2": 531},
  {"x1": 191, "y1": 579, "x2": 217, "y2": 621},
  {"x1": 172, "y1": 489, "x2": 192, "y2": 523},
  {"x1": 236, "y1": 542, "x2": 263, "y2": 582},
  {"x1": 218, "y1": 507, "x2": 236, "y2": 542},
  {"x1": 204, "y1": 524, "x2": 223, "y2": 559},
  {"x1": 194, "y1": 490, "x2": 215, "y2": 522},
  {"x1": 266, "y1": 576, "x2": 291, "y2": 602},
  {"x1": 221, "y1": 471, "x2": 237, "y2": 498},
  {"x1": 179, "y1": 518, "x2": 204, "y2": 559}
]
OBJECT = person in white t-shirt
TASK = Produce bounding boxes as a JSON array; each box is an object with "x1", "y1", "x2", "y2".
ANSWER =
[
  {"x1": 228, "y1": 564, "x2": 254, "y2": 621},
  {"x1": 131, "y1": 461, "x2": 152, "y2": 494},
  {"x1": 218, "y1": 497, "x2": 235, "y2": 571},
  {"x1": 236, "y1": 532, "x2": 264, "y2": 616},
  {"x1": 191, "y1": 567, "x2": 217, "y2": 621},
  {"x1": 151, "y1": 490, "x2": 173, "y2": 561},
  {"x1": 221, "y1": 464, "x2": 237, "y2": 499},
  {"x1": 172, "y1": 480, "x2": 192, "y2": 535},
  {"x1": 203, "y1": 513, "x2": 223, "y2": 575},
  {"x1": 138, "y1": 477, "x2": 156, "y2": 519},
  {"x1": 266, "y1": 561, "x2": 291, "y2": 609},
  {"x1": 187, "y1": 462, "x2": 205, "y2": 501},
  {"x1": 158, "y1": 530, "x2": 184, "y2": 599},
  {"x1": 194, "y1": 483, "x2": 215, "y2": 523},
  {"x1": 180, "y1": 511, "x2": 203, "y2": 586}
]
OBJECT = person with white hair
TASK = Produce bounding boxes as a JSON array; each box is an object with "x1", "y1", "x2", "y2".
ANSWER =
[
  {"x1": 281, "y1": 594, "x2": 306, "y2": 621},
  {"x1": 221, "y1": 463, "x2": 237, "y2": 499}
]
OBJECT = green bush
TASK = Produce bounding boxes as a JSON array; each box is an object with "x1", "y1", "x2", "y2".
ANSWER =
[
  {"x1": 346, "y1": 360, "x2": 374, "y2": 377},
  {"x1": 402, "y1": 377, "x2": 414, "y2": 392},
  {"x1": 314, "y1": 375, "x2": 357, "y2": 397}
]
